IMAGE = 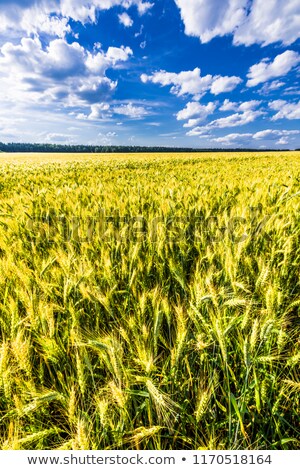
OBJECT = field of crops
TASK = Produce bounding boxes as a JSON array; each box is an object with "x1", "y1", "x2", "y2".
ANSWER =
[{"x1": 0, "y1": 151, "x2": 299, "y2": 450}]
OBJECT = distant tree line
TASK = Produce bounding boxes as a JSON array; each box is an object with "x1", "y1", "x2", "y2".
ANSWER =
[{"x1": 0, "y1": 142, "x2": 290, "y2": 153}]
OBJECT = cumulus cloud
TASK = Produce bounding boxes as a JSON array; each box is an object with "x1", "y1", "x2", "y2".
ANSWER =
[
  {"x1": 269, "y1": 100, "x2": 300, "y2": 120},
  {"x1": 186, "y1": 127, "x2": 210, "y2": 137},
  {"x1": 141, "y1": 67, "x2": 241, "y2": 99},
  {"x1": 88, "y1": 103, "x2": 111, "y2": 120},
  {"x1": 106, "y1": 45, "x2": 133, "y2": 63},
  {"x1": 233, "y1": 0, "x2": 300, "y2": 46},
  {"x1": 277, "y1": 137, "x2": 288, "y2": 145},
  {"x1": 174, "y1": 0, "x2": 247, "y2": 44},
  {"x1": 182, "y1": 100, "x2": 264, "y2": 137},
  {"x1": 141, "y1": 68, "x2": 213, "y2": 98},
  {"x1": 0, "y1": 0, "x2": 153, "y2": 37},
  {"x1": 174, "y1": 0, "x2": 300, "y2": 46},
  {"x1": 219, "y1": 99, "x2": 239, "y2": 112},
  {"x1": 118, "y1": 12, "x2": 133, "y2": 27},
  {"x1": 176, "y1": 101, "x2": 216, "y2": 122},
  {"x1": 186, "y1": 107, "x2": 264, "y2": 137},
  {"x1": 0, "y1": 1, "x2": 68, "y2": 38},
  {"x1": 0, "y1": 37, "x2": 84, "y2": 80},
  {"x1": 252, "y1": 129, "x2": 279, "y2": 140},
  {"x1": 247, "y1": 51, "x2": 300, "y2": 87},
  {"x1": 209, "y1": 110, "x2": 263, "y2": 128},
  {"x1": 252, "y1": 129, "x2": 299, "y2": 139},
  {"x1": 136, "y1": 1, "x2": 153, "y2": 14},
  {"x1": 113, "y1": 103, "x2": 149, "y2": 118},
  {"x1": 259, "y1": 80, "x2": 285, "y2": 95},
  {"x1": 219, "y1": 99, "x2": 262, "y2": 112},
  {"x1": 283, "y1": 86, "x2": 300, "y2": 96},
  {"x1": 0, "y1": 37, "x2": 132, "y2": 108},
  {"x1": 210, "y1": 76, "x2": 243, "y2": 95},
  {"x1": 211, "y1": 128, "x2": 299, "y2": 146},
  {"x1": 212, "y1": 133, "x2": 252, "y2": 145},
  {"x1": 239, "y1": 100, "x2": 262, "y2": 111},
  {"x1": 45, "y1": 132, "x2": 76, "y2": 143}
]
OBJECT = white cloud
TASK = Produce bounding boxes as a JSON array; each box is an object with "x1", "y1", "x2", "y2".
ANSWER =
[
  {"x1": 88, "y1": 103, "x2": 111, "y2": 120},
  {"x1": 85, "y1": 45, "x2": 132, "y2": 74},
  {"x1": 186, "y1": 127, "x2": 210, "y2": 137},
  {"x1": 283, "y1": 86, "x2": 300, "y2": 96},
  {"x1": 186, "y1": 108, "x2": 263, "y2": 136},
  {"x1": 259, "y1": 80, "x2": 285, "y2": 94},
  {"x1": 210, "y1": 76, "x2": 242, "y2": 95},
  {"x1": 118, "y1": 12, "x2": 133, "y2": 27},
  {"x1": 277, "y1": 137, "x2": 288, "y2": 145},
  {"x1": 233, "y1": 0, "x2": 300, "y2": 46},
  {"x1": 238, "y1": 100, "x2": 262, "y2": 111},
  {"x1": 98, "y1": 131, "x2": 117, "y2": 138},
  {"x1": 212, "y1": 133, "x2": 252, "y2": 145},
  {"x1": 141, "y1": 67, "x2": 242, "y2": 99},
  {"x1": 136, "y1": 1, "x2": 154, "y2": 14},
  {"x1": 22, "y1": 10, "x2": 71, "y2": 38},
  {"x1": 0, "y1": 37, "x2": 85, "y2": 79},
  {"x1": 269, "y1": 100, "x2": 300, "y2": 120},
  {"x1": 0, "y1": 37, "x2": 132, "y2": 109},
  {"x1": 141, "y1": 68, "x2": 213, "y2": 98},
  {"x1": 0, "y1": 3, "x2": 71, "y2": 38},
  {"x1": 174, "y1": 0, "x2": 300, "y2": 46},
  {"x1": 174, "y1": 0, "x2": 247, "y2": 44},
  {"x1": 219, "y1": 99, "x2": 238, "y2": 112},
  {"x1": 45, "y1": 132, "x2": 76, "y2": 143},
  {"x1": 247, "y1": 51, "x2": 300, "y2": 87},
  {"x1": 183, "y1": 118, "x2": 207, "y2": 128},
  {"x1": 211, "y1": 128, "x2": 299, "y2": 146},
  {"x1": 176, "y1": 101, "x2": 216, "y2": 121},
  {"x1": 0, "y1": 1, "x2": 153, "y2": 38},
  {"x1": 253, "y1": 129, "x2": 299, "y2": 139},
  {"x1": 252, "y1": 129, "x2": 279, "y2": 140},
  {"x1": 175, "y1": 100, "x2": 258, "y2": 133},
  {"x1": 209, "y1": 110, "x2": 263, "y2": 128},
  {"x1": 113, "y1": 103, "x2": 149, "y2": 118},
  {"x1": 106, "y1": 45, "x2": 133, "y2": 63},
  {"x1": 219, "y1": 99, "x2": 262, "y2": 112}
]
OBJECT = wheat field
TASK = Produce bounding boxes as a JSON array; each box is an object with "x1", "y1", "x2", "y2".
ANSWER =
[{"x1": 0, "y1": 151, "x2": 299, "y2": 450}]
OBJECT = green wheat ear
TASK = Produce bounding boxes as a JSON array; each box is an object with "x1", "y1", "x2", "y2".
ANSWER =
[{"x1": 0, "y1": 151, "x2": 299, "y2": 450}]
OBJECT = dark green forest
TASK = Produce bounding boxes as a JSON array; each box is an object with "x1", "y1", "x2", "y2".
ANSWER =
[{"x1": 0, "y1": 142, "x2": 290, "y2": 153}]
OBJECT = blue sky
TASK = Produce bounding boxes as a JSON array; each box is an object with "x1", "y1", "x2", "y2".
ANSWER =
[{"x1": 0, "y1": 0, "x2": 299, "y2": 148}]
